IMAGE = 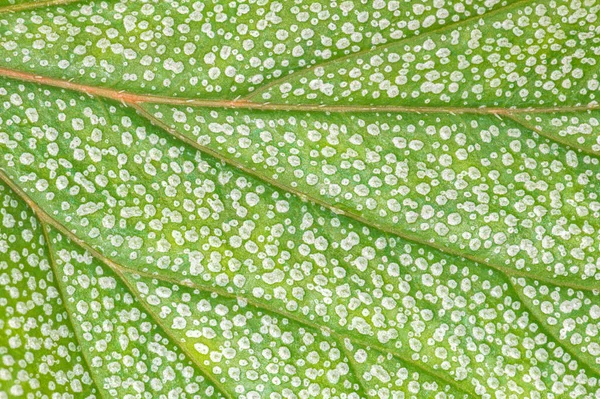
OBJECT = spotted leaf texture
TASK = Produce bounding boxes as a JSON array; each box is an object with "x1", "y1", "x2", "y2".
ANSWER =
[{"x1": 0, "y1": 0, "x2": 600, "y2": 398}]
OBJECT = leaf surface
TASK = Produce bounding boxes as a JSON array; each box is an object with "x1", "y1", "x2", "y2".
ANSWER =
[{"x1": 1, "y1": 0, "x2": 600, "y2": 398}]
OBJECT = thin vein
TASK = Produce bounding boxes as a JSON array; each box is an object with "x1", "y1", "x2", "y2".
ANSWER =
[
  {"x1": 113, "y1": 268, "x2": 234, "y2": 399},
  {"x1": 502, "y1": 113, "x2": 600, "y2": 157},
  {"x1": 337, "y1": 338, "x2": 371, "y2": 399},
  {"x1": 0, "y1": 0, "x2": 81, "y2": 14},
  {"x1": 0, "y1": 167, "x2": 476, "y2": 398},
  {"x1": 243, "y1": 0, "x2": 538, "y2": 101},
  {"x1": 0, "y1": 66, "x2": 599, "y2": 114},
  {"x1": 38, "y1": 220, "x2": 107, "y2": 399},
  {"x1": 505, "y1": 277, "x2": 600, "y2": 376}
]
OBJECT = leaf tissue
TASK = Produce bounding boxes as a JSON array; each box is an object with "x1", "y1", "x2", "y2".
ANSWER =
[{"x1": 0, "y1": 0, "x2": 600, "y2": 398}]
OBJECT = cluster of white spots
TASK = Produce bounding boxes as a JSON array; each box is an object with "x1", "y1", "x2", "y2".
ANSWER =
[
  {"x1": 512, "y1": 111, "x2": 600, "y2": 155},
  {"x1": 260, "y1": 0, "x2": 600, "y2": 108},
  {"x1": 46, "y1": 229, "x2": 223, "y2": 398},
  {"x1": 342, "y1": 341, "x2": 467, "y2": 398},
  {"x1": 0, "y1": 183, "x2": 98, "y2": 398},
  {"x1": 130, "y1": 274, "x2": 366, "y2": 399},
  {"x1": 513, "y1": 277, "x2": 600, "y2": 368},
  {"x1": 1, "y1": 0, "x2": 518, "y2": 99},
  {"x1": 148, "y1": 104, "x2": 600, "y2": 288},
  {"x1": 2, "y1": 78, "x2": 600, "y2": 396}
]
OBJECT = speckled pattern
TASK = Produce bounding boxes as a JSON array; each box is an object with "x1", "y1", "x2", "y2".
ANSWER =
[{"x1": 1, "y1": 0, "x2": 600, "y2": 398}]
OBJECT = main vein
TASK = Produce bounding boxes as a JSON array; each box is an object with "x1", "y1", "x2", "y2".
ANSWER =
[{"x1": 0, "y1": 67, "x2": 598, "y2": 115}]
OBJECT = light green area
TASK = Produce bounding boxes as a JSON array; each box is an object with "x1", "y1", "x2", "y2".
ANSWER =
[
  {"x1": 0, "y1": 0, "x2": 40, "y2": 10},
  {"x1": 0, "y1": 183, "x2": 98, "y2": 398}
]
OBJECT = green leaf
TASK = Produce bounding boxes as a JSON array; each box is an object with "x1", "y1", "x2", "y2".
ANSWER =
[{"x1": 0, "y1": 0, "x2": 599, "y2": 398}]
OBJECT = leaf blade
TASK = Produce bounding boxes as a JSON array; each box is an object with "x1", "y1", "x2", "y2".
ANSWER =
[
  {"x1": 1, "y1": 76, "x2": 600, "y2": 397},
  {"x1": 2, "y1": 0, "x2": 600, "y2": 396},
  {"x1": 251, "y1": 0, "x2": 600, "y2": 108}
]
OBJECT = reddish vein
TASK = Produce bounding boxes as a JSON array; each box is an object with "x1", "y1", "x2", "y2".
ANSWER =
[{"x1": 0, "y1": 67, "x2": 599, "y2": 114}]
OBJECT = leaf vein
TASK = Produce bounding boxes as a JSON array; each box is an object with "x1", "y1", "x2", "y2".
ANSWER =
[
  {"x1": 337, "y1": 338, "x2": 370, "y2": 399},
  {"x1": 0, "y1": 66, "x2": 598, "y2": 113},
  {"x1": 505, "y1": 277, "x2": 600, "y2": 376},
  {"x1": 0, "y1": 0, "x2": 83, "y2": 14},
  {"x1": 113, "y1": 268, "x2": 234, "y2": 399},
  {"x1": 37, "y1": 219, "x2": 107, "y2": 399},
  {"x1": 501, "y1": 113, "x2": 599, "y2": 156}
]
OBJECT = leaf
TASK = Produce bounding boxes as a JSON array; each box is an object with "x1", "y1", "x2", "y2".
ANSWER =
[{"x1": 0, "y1": 0, "x2": 599, "y2": 398}]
